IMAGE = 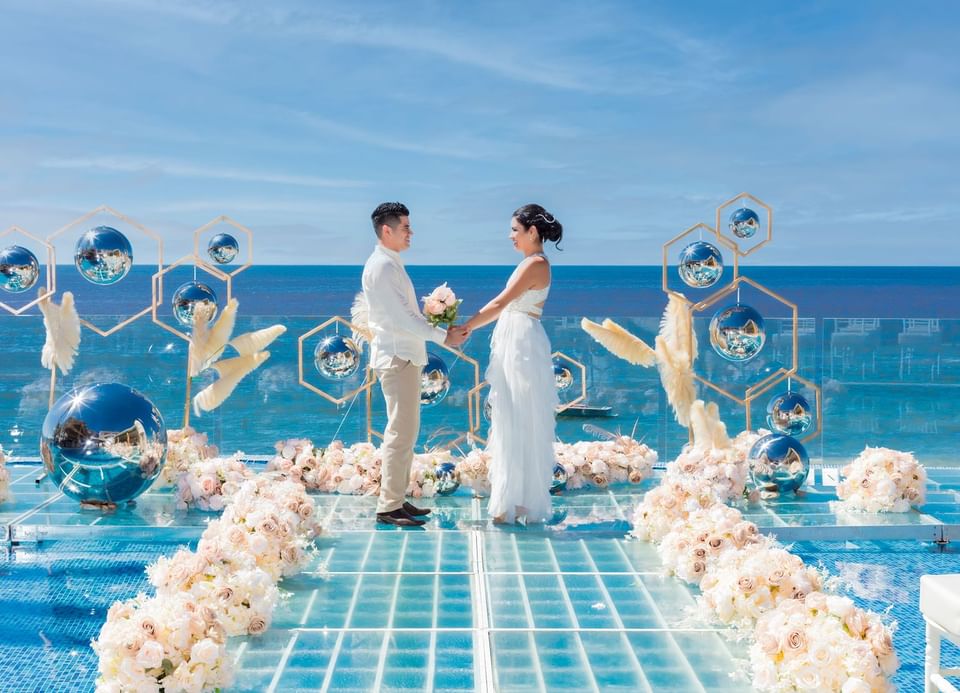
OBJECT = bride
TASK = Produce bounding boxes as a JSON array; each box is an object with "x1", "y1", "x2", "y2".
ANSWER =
[{"x1": 462, "y1": 204, "x2": 562, "y2": 524}]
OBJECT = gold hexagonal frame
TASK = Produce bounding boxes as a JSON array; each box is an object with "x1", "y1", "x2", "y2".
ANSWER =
[
  {"x1": 715, "y1": 192, "x2": 773, "y2": 259},
  {"x1": 467, "y1": 380, "x2": 492, "y2": 446},
  {"x1": 691, "y1": 275, "x2": 798, "y2": 407},
  {"x1": 552, "y1": 350, "x2": 587, "y2": 413},
  {"x1": 366, "y1": 341, "x2": 481, "y2": 448},
  {"x1": 192, "y1": 215, "x2": 253, "y2": 278},
  {"x1": 151, "y1": 255, "x2": 232, "y2": 342},
  {"x1": 47, "y1": 206, "x2": 164, "y2": 337},
  {"x1": 745, "y1": 371, "x2": 822, "y2": 444},
  {"x1": 661, "y1": 222, "x2": 738, "y2": 303},
  {"x1": 298, "y1": 316, "x2": 376, "y2": 406},
  {"x1": 0, "y1": 226, "x2": 56, "y2": 316}
]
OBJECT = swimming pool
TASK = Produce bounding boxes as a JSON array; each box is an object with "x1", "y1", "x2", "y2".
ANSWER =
[{"x1": 3, "y1": 465, "x2": 959, "y2": 692}]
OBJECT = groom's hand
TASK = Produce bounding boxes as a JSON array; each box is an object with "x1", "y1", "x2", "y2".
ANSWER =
[{"x1": 445, "y1": 326, "x2": 469, "y2": 348}]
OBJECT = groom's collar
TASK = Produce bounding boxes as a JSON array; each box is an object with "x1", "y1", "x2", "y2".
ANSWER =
[{"x1": 376, "y1": 243, "x2": 404, "y2": 266}]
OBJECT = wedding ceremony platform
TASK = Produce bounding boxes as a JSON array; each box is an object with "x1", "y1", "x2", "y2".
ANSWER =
[{"x1": 3, "y1": 460, "x2": 960, "y2": 691}]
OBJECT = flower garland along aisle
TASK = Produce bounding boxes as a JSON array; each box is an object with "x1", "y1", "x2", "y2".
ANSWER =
[
  {"x1": 0, "y1": 444, "x2": 9, "y2": 504},
  {"x1": 158, "y1": 427, "x2": 220, "y2": 487},
  {"x1": 92, "y1": 472, "x2": 322, "y2": 692},
  {"x1": 266, "y1": 436, "x2": 657, "y2": 497},
  {"x1": 833, "y1": 446, "x2": 927, "y2": 513},
  {"x1": 631, "y1": 401, "x2": 898, "y2": 692}
]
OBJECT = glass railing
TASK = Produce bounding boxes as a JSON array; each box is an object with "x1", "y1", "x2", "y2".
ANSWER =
[{"x1": 1, "y1": 314, "x2": 957, "y2": 465}]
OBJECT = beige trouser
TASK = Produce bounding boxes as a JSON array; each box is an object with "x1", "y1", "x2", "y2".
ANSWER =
[{"x1": 376, "y1": 357, "x2": 422, "y2": 513}]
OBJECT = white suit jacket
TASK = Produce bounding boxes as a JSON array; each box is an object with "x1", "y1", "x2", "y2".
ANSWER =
[{"x1": 361, "y1": 245, "x2": 446, "y2": 369}]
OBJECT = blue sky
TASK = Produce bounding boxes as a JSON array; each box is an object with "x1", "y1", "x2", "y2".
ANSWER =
[{"x1": 0, "y1": 1, "x2": 957, "y2": 265}]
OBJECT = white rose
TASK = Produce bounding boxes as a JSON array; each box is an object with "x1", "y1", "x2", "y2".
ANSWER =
[
  {"x1": 841, "y1": 678, "x2": 871, "y2": 693},
  {"x1": 134, "y1": 639, "x2": 164, "y2": 670},
  {"x1": 190, "y1": 637, "x2": 221, "y2": 666}
]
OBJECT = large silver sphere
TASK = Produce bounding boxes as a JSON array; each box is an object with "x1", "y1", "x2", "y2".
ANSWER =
[
  {"x1": 207, "y1": 233, "x2": 240, "y2": 265},
  {"x1": 0, "y1": 245, "x2": 40, "y2": 293},
  {"x1": 40, "y1": 383, "x2": 167, "y2": 504},
  {"x1": 553, "y1": 359, "x2": 574, "y2": 392},
  {"x1": 421, "y1": 352, "x2": 450, "y2": 407},
  {"x1": 748, "y1": 433, "x2": 809, "y2": 494},
  {"x1": 313, "y1": 335, "x2": 361, "y2": 379},
  {"x1": 550, "y1": 462, "x2": 568, "y2": 495},
  {"x1": 677, "y1": 241, "x2": 724, "y2": 288},
  {"x1": 728, "y1": 208, "x2": 760, "y2": 239},
  {"x1": 483, "y1": 397, "x2": 492, "y2": 423},
  {"x1": 435, "y1": 461, "x2": 460, "y2": 495},
  {"x1": 75, "y1": 226, "x2": 133, "y2": 285},
  {"x1": 766, "y1": 390, "x2": 814, "y2": 436},
  {"x1": 172, "y1": 281, "x2": 219, "y2": 327},
  {"x1": 709, "y1": 303, "x2": 766, "y2": 362}
]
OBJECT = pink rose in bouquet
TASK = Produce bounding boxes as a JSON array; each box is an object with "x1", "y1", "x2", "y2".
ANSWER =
[{"x1": 421, "y1": 282, "x2": 462, "y2": 327}]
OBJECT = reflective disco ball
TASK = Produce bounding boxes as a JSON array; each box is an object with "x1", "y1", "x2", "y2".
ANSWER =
[
  {"x1": 550, "y1": 462, "x2": 568, "y2": 495},
  {"x1": 435, "y1": 461, "x2": 460, "y2": 495},
  {"x1": 40, "y1": 382, "x2": 167, "y2": 504},
  {"x1": 709, "y1": 303, "x2": 766, "y2": 362},
  {"x1": 313, "y1": 335, "x2": 362, "y2": 379},
  {"x1": 172, "y1": 281, "x2": 219, "y2": 327},
  {"x1": 766, "y1": 390, "x2": 814, "y2": 436},
  {"x1": 553, "y1": 359, "x2": 574, "y2": 392},
  {"x1": 421, "y1": 352, "x2": 450, "y2": 407},
  {"x1": 677, "y1": 241, "x2": 724, "y2": 288},
  {"x1": 748, "y1": 433, "x2": 809, "y2": 494},
  {"x1": 483, "y1": 397, "x2": 492, "y2": 423},
  {"x1": 0, "y1": 245, "x2": 40, "y2": 293},
  {"x1": 75, "y1": 226, "x2": 133, "y2": 285},
  {"x1": 207, "y1": 233, "x2": 240, "y2": 265},
  {"x1": 728, "y1": 207, "x2": 760, "y2": 239}
]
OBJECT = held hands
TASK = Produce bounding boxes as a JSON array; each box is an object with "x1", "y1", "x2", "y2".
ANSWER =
[{"x1": 445, "y1": 324, "x2": 471, "y2": 348}]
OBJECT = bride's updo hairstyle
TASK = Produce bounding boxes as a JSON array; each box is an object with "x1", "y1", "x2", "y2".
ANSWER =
[{"x1": 514, "y1": 204, "x2": 563, "y2": 250}]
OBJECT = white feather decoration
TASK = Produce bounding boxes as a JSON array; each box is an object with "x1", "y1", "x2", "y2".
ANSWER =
[
  {"x1": 659, "y1": 294, "x2": 697, "y2": 362},
  {"x1": 350, "y1": 291, "x2": 372, "y2": 346},
  {"x1": 189, "y1": 298, "x2": 238, "y2": 376},
  {"x1": 705, "y1": 400, "x2": 730, "y2": 449},
  {"x1": 655, "y1": 335, "x2": 696, "y2": 427},
  {"x1": 580, "y1": 318, "x2": 656, "y2": 366},
  {"x1": 228, "y1": 324, "x2": 286, "y2": 356},
  {"x1": 193, "y1": 351, "x2": 271, "y2": 416},
  {"x1": 689, "y1": 400, "x2": 710, "y2": 450},
  {"x1": 38, "y1": 291, "x2": 81, "y2": 375}
]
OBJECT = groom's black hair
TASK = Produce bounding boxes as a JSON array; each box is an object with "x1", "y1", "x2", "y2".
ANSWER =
[{"x1": 371, "y1": 202, "x2": 410, "y2": 237}]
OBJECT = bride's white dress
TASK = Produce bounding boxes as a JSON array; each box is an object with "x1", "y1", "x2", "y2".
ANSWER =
[{"x1": 485, "y1": 259, "x2": 558, "y2": 523}]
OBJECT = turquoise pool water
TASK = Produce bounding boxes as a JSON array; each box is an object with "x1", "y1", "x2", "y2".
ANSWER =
[{"x1": 4, "y1": 464, "x2": 960, "y2": 692}]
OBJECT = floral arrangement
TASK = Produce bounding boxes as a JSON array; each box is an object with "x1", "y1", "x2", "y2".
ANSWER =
[
  {"x1": 834, "y1": 446, "x2": 927, "y2": 513},
  {"x1": 627, "y1": 402, "x2": 899, "y2": 690},
  {"x1": 95, "y1": 472, "x2": 322, "y2": 691},
  {"x1": 148, "y1": 547, "x2": 279, "y2": 638},
  {"x1": 92, "y1": 591, "x2": 232, "y2": 693},
  {"x1": 631, "y1": 475, "x2": 728, "y2": 543},
  {"x1": 159, "y1": 427, "x2": 219, "y2": 487},
  {"x1": 554, "y1": 437, "x2": 657, "y2": 490},
  {"x1": 456, "y1": 448, "x2": 492, "y2": 494},
  {"x1": 657, "y1": 504, "x2": 765, "y2": 585},
  {"x1": 175, "y1": 454, "x2": 255, "y2": 511},
  {"x1": 0, "y1": 444, "x2": 9, "y2": 504},
  {"x1": 698, "y1": 543, "x2": 825, "y2": 627},
  {"x1": 750, "y1": 592, "x2": 898, "y2": 692},
  {"x1": 421, "y1": 283, "x2": 461, "y2": 327}
]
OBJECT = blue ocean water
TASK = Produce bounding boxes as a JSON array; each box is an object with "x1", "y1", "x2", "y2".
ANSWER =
[{"x1": 0, "y1": 265, "x2": 957, "y2": 463}]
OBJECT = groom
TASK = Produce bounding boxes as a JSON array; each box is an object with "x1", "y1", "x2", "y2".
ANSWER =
[{"x1": 362, "y1": 202, "x2": 467, "y2": 526}]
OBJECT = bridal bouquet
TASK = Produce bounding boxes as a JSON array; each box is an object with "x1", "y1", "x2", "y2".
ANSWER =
[
  {"x1": 92, "y1": 591, "x2": 232, "y2": 693},
  {"x1": 750, "y1": 592, "x2": 897, "y2": 692},
  {"x1": 0, "y1": 445, "x2": 9, "y2": 504},
  {"x1": 834, "y1": 446, "x2": 927, "y2": 513},
  {"x1": 422, "y1": 283, "x2": 462, "y2": 327}
]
